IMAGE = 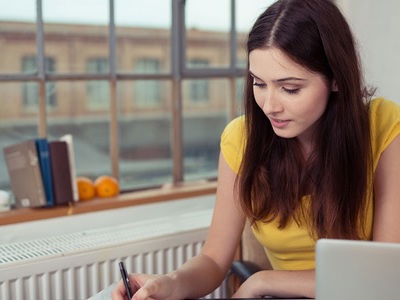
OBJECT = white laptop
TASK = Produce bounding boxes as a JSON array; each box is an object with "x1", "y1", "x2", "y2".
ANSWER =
[{"x1": 316, "y1": 238, "x2": 400, "y2": 300}]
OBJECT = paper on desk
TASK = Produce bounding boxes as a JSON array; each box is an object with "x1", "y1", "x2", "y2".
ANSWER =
[{"x1": 88, "y1": 282, "x2": 117, "y2": 300}]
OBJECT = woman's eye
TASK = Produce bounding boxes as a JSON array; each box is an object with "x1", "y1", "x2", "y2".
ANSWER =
[
  {"x1": 283, "y1": 87, "x2": 300, "y2": 95},
  {"x1": 253, "y1": 82, "x2": 266, "y2": 88}
]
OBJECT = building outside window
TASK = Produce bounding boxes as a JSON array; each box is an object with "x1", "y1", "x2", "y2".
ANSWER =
[
  {"x1": 134, "y1": 58, "x2": 162, "y2": 108},
  {"x1": 86, "y1": 58, "x2": 109, "y2": 110},
  {"x1": 187, "y1": 59, "x2": 210, "y2": 103},
  {"x1": 22, "y1": 56, "x2": 57, "y2": 110}
]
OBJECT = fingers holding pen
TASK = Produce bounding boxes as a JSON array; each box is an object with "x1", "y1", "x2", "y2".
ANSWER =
[
  {"x1": 131, "y1": 274, "x2": 176, "y2": 300},
  {"x1": 110, "y1": 273, "x2": 140, "y2": 300},
  {"x1": 111, "y1": 279, "x2": 130, "y2": 299},
  {"x1": 112, "y1": 272, "x2": 177, "y2": 300}
]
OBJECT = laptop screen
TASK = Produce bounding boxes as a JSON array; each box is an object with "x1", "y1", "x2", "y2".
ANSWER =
[{"x1": 316, "y1": 239, "x2": 400, "y2": 300}]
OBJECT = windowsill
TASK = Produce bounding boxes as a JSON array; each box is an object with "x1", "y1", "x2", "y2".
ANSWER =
[{"x1": 0, "y1": 181, "x2": 217, "y2": 226}]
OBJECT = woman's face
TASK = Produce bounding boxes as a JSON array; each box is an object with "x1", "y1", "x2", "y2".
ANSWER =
[{"x1": 249, "y1": 47, "x2": 333, "y2": 149}]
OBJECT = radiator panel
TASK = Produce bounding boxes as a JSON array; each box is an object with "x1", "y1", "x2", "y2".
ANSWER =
[{"x1": 0, "y1": 209, "x2": 225, "y2": 299}]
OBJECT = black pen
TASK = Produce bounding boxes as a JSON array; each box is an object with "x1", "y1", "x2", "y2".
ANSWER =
[{"x1": 119, "y1": 261, "x2": 133, "y2": 300}]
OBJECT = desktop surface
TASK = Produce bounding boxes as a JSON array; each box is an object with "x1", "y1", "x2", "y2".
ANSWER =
[
  {"x1": 217, "y1": 298, "x2": 310, "y2": 299},
  {"x1": 89, "y1": 282, "x2": 311, "y2": 300}
]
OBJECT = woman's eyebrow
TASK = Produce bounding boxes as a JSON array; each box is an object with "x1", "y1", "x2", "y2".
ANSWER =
[
  {"x1": 249, "y1": 70, "x2": 263, "y2": 81},
  {"x1": 249, "y1": 70, "x2": 307, "y2": 83},
  {"x1": 274, "y1": 77, "x2": 307, "y2": 83}
]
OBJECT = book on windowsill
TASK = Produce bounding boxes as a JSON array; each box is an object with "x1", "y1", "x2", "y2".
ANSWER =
[
  {"x1": 59, "y1": 134, "x2": 79, "y2": 202},
  {"x1": 49, "y1": 140, "x2": 74, "y2": 206},
  {"x1": 3, "y1": 140, "x2": 47, "y2": 208},
  {"x1": 35, "y1": 138, "x2": 55, "y2": 207}
]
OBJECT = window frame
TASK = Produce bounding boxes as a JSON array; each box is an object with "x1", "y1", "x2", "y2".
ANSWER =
[{"x1": 0, "y1": 0, "x2": 245, "y2": 190}]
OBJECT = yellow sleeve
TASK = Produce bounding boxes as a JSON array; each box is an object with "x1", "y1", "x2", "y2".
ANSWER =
[
  {"x1": 370, "y1": 98, "x2": 400, "y2": 171},
  {"x1": 220, "y1": 116, "x2": 246, "y2": 174}
]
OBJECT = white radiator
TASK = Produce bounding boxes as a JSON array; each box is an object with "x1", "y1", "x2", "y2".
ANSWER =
[{"x1": 0, "y1": 208, "x2": 226, "y2": 300}]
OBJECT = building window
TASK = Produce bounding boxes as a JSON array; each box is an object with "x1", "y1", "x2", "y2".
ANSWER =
[
  {"x1": 86, "y1": 58, "x2": 109, "y2": 110},
  {"x1": 188, "y1": 59, "x2": 210, "y2": 103},
  {"x1": 22, "y1": 56, "x2": 57, "y2": 110},
  {"x1": 134, "y1": 58, "x2": 162, "y2": 108}
]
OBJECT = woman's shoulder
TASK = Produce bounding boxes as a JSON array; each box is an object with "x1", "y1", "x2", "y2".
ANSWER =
[
  {"x1": 220, "y1": 115, "x2": 246, "y2": 174},
  {"x1": 369, "y1": 97, "x2": 400, "y2": 170},
  {"x1": 223, "y1": 115, "x2": 245, "y2": 133},
  {"x1": 369, "y1": 97, "x2": 400, "y2": 117},
  {"x1": 221, "y1": 115, "x2": 246, "y2": 145},
  {"x1": 369, "y1": 97, "x2": 400, "y2": 133}
]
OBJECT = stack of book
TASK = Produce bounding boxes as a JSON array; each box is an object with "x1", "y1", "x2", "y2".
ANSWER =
[{"x1": 2, "y1": 135, "x2": 79, "y2": 208}]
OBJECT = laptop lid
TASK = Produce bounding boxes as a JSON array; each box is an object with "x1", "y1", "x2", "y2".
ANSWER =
[{"x1": 316, "y1": 239, "x2": 400, "y2": 300}]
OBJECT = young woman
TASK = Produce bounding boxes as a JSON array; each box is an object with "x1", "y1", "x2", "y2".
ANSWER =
[{"x1": 112, "y1": 0, "x2": 400, "y2": 298}]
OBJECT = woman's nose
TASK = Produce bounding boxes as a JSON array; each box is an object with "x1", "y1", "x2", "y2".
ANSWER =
[{"x1": 261, "y1": 90, "x2": 283, "y2": 115}]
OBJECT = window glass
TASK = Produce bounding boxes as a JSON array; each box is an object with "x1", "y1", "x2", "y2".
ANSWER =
[
  {"x1": 235, "y1": 77, "x2": 245, "y2": 116},
  {"x1": 235, "y1": 0, "x2": 274, "y2": 67},
  {"x1": 235, "y1": 57, "x2": 247, "y2": 115},
  {"x1": 185, "y1": 0, "x2": 230, "y2": 69},
  {"x1": 0, "y1": 0, "x2": 36, "y2": 74},
  {"x1": 134, "y1": 58, "x2": 162, "y2": 107},
  {"x1": 182, "y1": 79, "x2": 229, "y2": 182},
  {"x1": 0, "y1": 1, "x2": 113, "y2": 195},
  {"x1": 86, "y1": 58, "x2": 110, "y2": 110},
  {"x1": 187, "y1": 79, "x2": 209, "y2": 104},
  {"x1": 86, "y1": 80, "x2": 110, "y2": 110},
  {"x1": 47, "y1": 81, "x2": 112, "y2": 180},
  {"x1": 0, "y1": 0, "x2": 256, "y2": 196},
  {"x1": 0, "y1": 82, "x2": 39, "y2": 191},
  {"x1": 186, "y1": 59, "x2": 210, "y2": 103},
  {"x1": 87, "y1": 58, "x2": 109, "y2": 74},
  {"x1": 117, "y1": 80, "x2": 173, "y2": 190},
  {"x1": 22, "y1": 56, "x2": 57, "y2": 110},
  {"x1": 115, "y1": 0, "x2": 171, "y2": 73},
  {"x1": 135, "y1": 58, "x2": 160, "y2": 74},
  {"x1": 183, "y1": 79, "x2": 210, "y2": 104},
  {"x1": 42, "y1": 0, "x2": 109, "y2": 73},
  {"x1": 134, "y1": 80, "x2": 162, "y2": 108}
]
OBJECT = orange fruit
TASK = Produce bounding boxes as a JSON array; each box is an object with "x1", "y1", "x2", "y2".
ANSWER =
[
  {"x1": 77, "y1": 177, "x2": 96, "y2": 201},
  {"x1": 94, "y1": 175, "x2": 120, "y2": 198}
]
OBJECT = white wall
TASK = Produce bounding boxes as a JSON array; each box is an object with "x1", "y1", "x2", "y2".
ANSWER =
[{"x1": 337, "y1": 0, "x2": 400, "y2": 103}]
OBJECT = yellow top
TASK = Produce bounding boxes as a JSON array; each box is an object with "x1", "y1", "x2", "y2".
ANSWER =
[{"x1": 220, "y1": 98, "x2": 400, "y2": 270}]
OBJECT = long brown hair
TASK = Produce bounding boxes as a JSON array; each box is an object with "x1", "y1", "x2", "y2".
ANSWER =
[{"x1": 239, "y1": 0, "x2": 373, "y2": 239}]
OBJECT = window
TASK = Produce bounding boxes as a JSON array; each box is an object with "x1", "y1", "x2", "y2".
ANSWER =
[
  {"x1": 22, "y1": 56, "x2": 57, "y2": 110},
  {"x1": 86, "y1": 58, "x2": 109, "y2": 110},
  {"x1": 134, "y1": 58, "x2": 162, "y2": 108},
  {"x1": 187, "y1": 59, "x2": 210, "y2": 103},
  {"x1": 0, "y1": 0, "x2": 264, "y2": 193},
  {"x1": 185, "y1": 0, "x2": 231, "y2": 69}
]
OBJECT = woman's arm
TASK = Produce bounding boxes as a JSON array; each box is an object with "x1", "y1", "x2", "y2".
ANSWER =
[
  {"x1": 169, "y1": 152, "x2": 246, "y2": 298},
  {"x1": 373, "y1": 134, "x2": 400, "y2": 242},
  {"x1": 233, "y1": 269, "x2": 315, "y2": 299},
  {"x1": 112, "y1": 152, "x2": 246, "y2": 300}
]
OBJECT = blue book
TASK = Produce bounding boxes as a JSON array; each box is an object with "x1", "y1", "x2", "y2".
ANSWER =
[{"x1": 35, "y1": 138, "x2": 54, "y2": 207}]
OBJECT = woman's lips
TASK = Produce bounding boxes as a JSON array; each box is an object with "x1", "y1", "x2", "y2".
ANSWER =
[{"x1": 269, "y1": 117, "x2": 290, "y2": 128}]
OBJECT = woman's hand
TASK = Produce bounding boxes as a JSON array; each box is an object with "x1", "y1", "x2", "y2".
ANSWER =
[
  {"x1": 231, "y1": 273, "x2": 263, "y2": 299},
  {"x1": 231, "y1": 283, "x2": 260, "y2": 298},
  {"x1": 111, "y1": 273, "x2": 177, "y2": 300},
  {"x1": 231, "y1": 270, "x2": 316, "y2": 299}
]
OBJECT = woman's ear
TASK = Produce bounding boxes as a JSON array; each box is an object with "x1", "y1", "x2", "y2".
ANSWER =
[{"x1": 331, "y1": 80, "x2": 339, "y2": 92}]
